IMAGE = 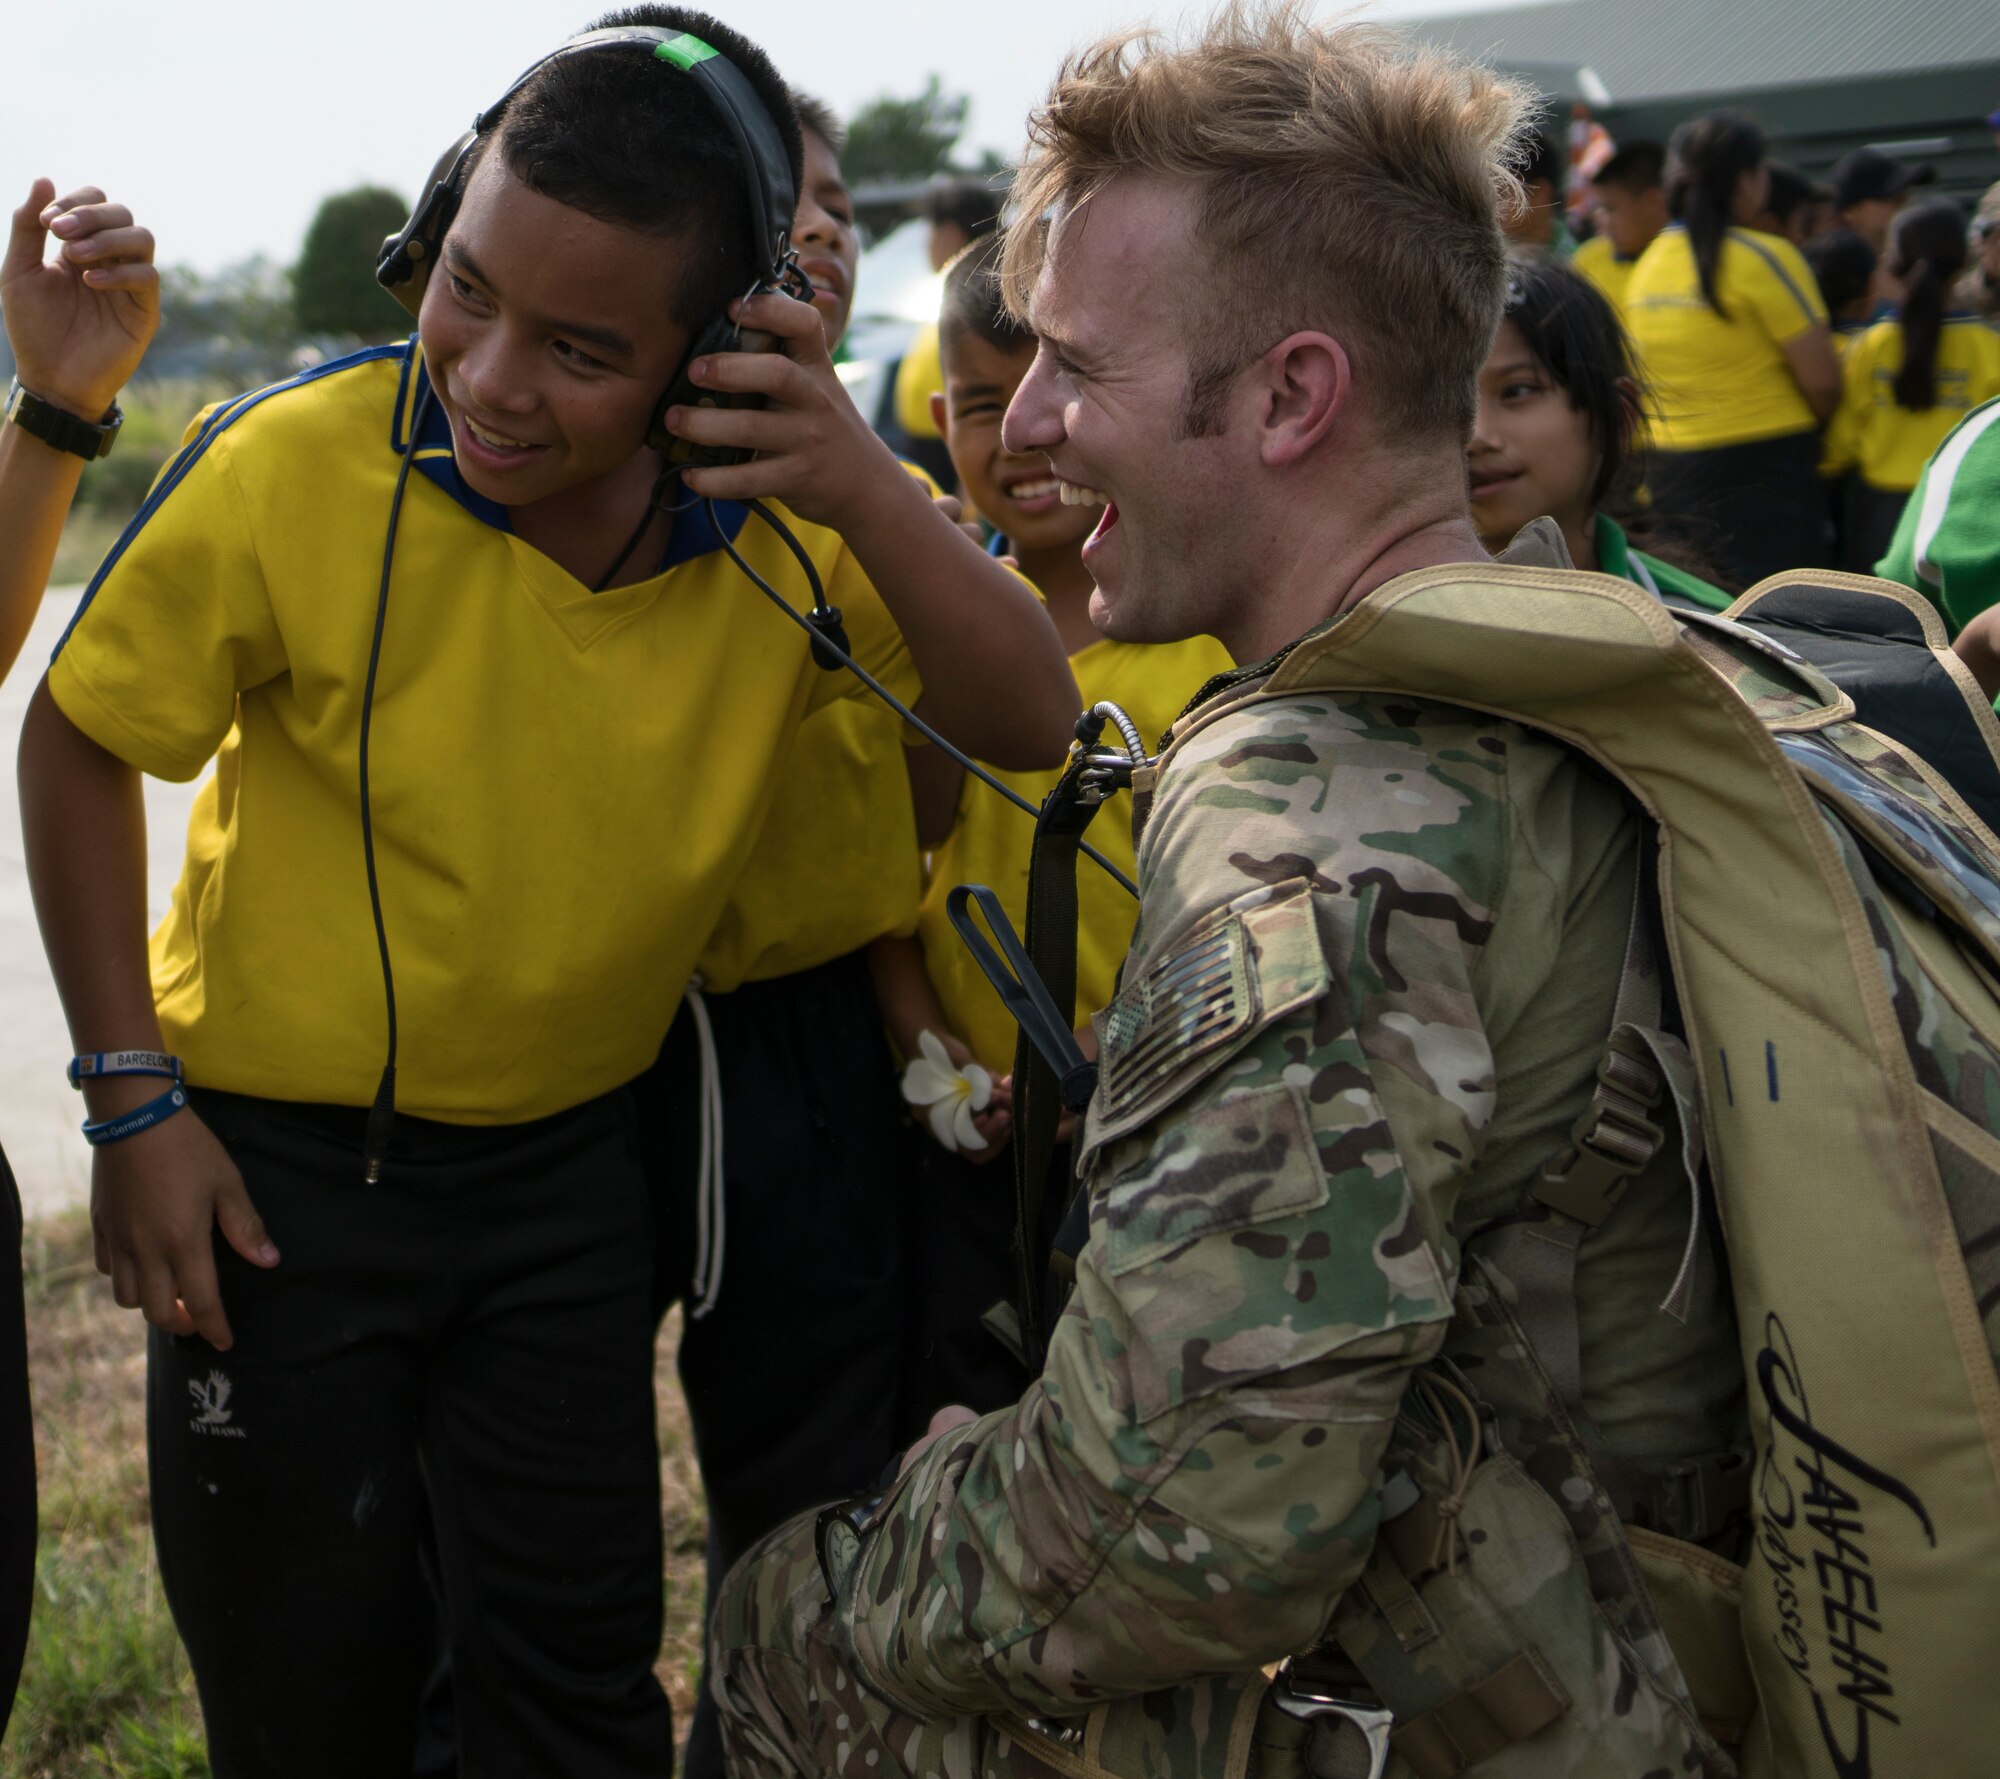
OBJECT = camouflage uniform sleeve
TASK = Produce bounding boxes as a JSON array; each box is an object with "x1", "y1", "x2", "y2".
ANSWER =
[{"x1": 837, "y1": 691, "x2": 1516, "y2": 1721}]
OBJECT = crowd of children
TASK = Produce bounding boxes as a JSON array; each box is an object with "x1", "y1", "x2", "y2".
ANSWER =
[
  {"x1": 8, "y1": 9, "x2": 2000, "y2": 1775},
  {"x1": 1520, "y1": 109, "x2": 2000, "y2": 593}
]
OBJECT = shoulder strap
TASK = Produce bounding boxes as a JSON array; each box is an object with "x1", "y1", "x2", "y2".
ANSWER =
[{"x1": 1469, "y1": 862, "x2": 1741, "y2": 1545}]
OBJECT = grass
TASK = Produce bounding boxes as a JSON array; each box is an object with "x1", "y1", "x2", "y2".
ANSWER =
[{"x1": 4, "y1": 1212, "x2": 711, "y2": 1777}]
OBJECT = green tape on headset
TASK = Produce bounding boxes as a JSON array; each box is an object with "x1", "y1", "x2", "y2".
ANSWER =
[{"x1": 656, "y1": 33, "x2": 719, "y2": 70}]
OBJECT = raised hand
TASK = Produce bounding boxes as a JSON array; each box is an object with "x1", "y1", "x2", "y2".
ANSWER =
[
  {"x1": 1, "y1": 178, "x2": 160, "y2": 420},
  {"x1": 666, "y1": 288, "x2": 899, "y2": 526}
]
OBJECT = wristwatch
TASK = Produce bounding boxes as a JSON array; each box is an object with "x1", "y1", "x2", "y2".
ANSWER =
[
  {"x1": 815, "y1": 1488, "x2": 887, "y2": 1602},
  {"x1": 5, "y1": 379, "x2": 122, "y2": 459}
]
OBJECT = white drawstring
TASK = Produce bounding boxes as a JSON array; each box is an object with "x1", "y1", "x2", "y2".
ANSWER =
[{"x1": 684, "y1": 981, "x2": 727, "y2": 1320}]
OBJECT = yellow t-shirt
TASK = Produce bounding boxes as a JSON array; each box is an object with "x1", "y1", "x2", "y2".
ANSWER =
[
  {"x1": 893, "y1": 323, "x2": 944, "y2": 441},
  {"x1": 696, "y1": 698, "x2": 919, "y2": 991},
  {"x1": 917, "y1": 631, "x2": 1232, "y2": 1077},
  {"x1": 1572, "y1": 234, "x2": 1638, "y2": 318},
  {"x1": 1821, "y1": 316, "x2": 2000, "y2": 493},
  {"x1": 1626, "y1": 225, "x2": 1828, "y2": 451},
  {"x1": 49, "y1": 344, "x2": 916, "y2": 1124},
  {"x1": 695, "y1": 461, "x2": 963, "y2": 992}
]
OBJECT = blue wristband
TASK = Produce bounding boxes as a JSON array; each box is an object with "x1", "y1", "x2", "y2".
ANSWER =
[
  {"x1": 82, "y1": 1084, "x2": 189, "y2": 1147},
  {"x1": 69, "y1": 1050, "x2": 183, "y2": 1090}
]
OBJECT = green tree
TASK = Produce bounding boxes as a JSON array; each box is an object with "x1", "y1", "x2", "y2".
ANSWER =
[
  {"x1": 842, "y1": 76, "x2": 969, "y2": 185},
  {"x1": 293, "y1": 185, "x2": 411, "y2": 340}
]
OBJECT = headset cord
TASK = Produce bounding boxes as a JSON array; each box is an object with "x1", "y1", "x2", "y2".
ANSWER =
[
  {"x1": 715, "y1": 497, "x2": 1138, "y2": 898},
  {"x1": 593, "y1": 495, "x2": 659, "y2": 594},
  {"x1": 360, "y1": 384, "x2": 432, "y2": 1182}
]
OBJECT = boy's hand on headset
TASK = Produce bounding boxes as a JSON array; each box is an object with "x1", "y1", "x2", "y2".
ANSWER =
[
  {"x1": 90, "y1": 1101, "x2": 279, "y2": 1352},
  {"x1": 667, "y1": 289, "x2": 900, "y2": 526},
  {"x1": 1, "y1": 179, "x2": 160, "y2": 421}
]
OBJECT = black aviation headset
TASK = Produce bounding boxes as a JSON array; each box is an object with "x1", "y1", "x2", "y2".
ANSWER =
[
  {"x1": 376, "y1": 23, "x2": 806, "y2": 473},
  {"x1": 351, "y1": 24, "x2": 1133, "y2": 1182}
]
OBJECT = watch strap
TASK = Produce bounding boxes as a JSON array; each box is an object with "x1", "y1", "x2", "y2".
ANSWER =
[{"x1": 5, "y1": 379, "x2": 121, "y2": 460}]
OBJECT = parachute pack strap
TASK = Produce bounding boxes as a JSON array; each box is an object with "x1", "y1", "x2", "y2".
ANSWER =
[
  {"x1": 1388, "y1": 1650, "x2": 1572, "y2": 1779},
  {"x1": 1514, "y1": 857, "x2": 1708, "y2": 1422},
  {"x1": 1532, "y1": 868, "x2": 1674, "y2": 1228}
]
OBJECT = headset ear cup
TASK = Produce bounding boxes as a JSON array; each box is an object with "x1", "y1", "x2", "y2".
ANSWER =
[
  {"x1": 650, "y1": 315, "x2": 746, "y2": 458},
  {"x1": 377, "y1": 132, "x2": 479, "y2": 319}
]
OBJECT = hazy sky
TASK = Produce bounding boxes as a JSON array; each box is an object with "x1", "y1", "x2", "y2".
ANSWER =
[{"x1": 6, "y1": 0, "x2": 1514, "y2": 275}]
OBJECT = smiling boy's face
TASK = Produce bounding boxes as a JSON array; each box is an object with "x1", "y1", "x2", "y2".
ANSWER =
[
  {"x1": 936, "y1": 328, "x2": 1099, "y2": 555},
  {"x1": 418, "y1": 150, "x2": 694, "y2": 510}
]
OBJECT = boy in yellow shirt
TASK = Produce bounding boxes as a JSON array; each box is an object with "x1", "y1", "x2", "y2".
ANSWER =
[
  {"x1": 15, "y1": 14, "x2": 1073, "y2": 1774},
  {"x1": 1574, "y1": 141, "x2": 1666, "y2": 319},
  {"x1": 869, "y1": 236, "x2": 1231, "y2": 1418}
]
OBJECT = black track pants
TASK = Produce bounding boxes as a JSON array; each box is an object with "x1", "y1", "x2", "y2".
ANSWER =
[
  {"x1": 632, "y1": 949, "x2": 913, "y2": 1779},
  {"x1": 1, "y1": 1148, "x2": 33, "y2": 1740},
  {"x1": 1646, "y1": 428, "x2": 1832, "y2": 592},
  {"x1": 147, "y1": 1088, "x2": 672, "y2": 1779}
]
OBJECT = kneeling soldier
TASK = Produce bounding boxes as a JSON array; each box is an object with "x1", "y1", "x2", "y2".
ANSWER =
[{"x1": 712, "y1": 11, "x2": 1749, "y2": 1778}]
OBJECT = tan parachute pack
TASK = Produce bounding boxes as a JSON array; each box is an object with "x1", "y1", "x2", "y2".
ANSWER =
[{"x1": 1181, "y1": 561, "x2": 2000, "y2": 1779}]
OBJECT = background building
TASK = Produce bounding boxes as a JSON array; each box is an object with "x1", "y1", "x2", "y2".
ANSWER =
[{"x1": 1414, "y1": 0, "x2": 2000, "y2": 196}]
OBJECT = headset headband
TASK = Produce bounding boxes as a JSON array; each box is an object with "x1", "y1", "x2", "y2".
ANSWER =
[{"x1": 376, "y1": 25, "x2": 798, "y2": 318}]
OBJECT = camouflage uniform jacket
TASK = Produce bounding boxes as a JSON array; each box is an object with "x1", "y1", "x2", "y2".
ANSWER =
[{"x1": 835, "y1": 566, "x2": 1742, "y2": 1725}]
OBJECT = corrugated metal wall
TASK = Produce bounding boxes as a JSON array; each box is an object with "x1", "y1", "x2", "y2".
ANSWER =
[{"x1": 1415, "y1": 0, "x2": 2000, "y2": 201}]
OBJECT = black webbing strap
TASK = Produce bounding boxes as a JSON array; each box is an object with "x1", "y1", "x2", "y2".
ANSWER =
[
  {"x1": 1009, "y1": 756, "x2": 1108, "y2": 1365},
  {"x1": 946, "y1": 707, "x2": 1141, "y2": 1368}
]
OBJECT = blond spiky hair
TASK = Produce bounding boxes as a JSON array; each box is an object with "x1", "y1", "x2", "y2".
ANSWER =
[{"x1": 1001, "y1": 3, "x2": 1534, "y2": 439}]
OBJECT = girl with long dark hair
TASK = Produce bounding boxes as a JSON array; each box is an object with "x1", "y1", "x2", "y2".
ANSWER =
[
  {"x1": 1468, "y1": 256, "x2": 1731, "y2": 610},
  {"x1": 1626, "y1": 109, "x2": 1843, "y2": 588},
  {"x1": 1823, "y1": 198, "x2": 2000, "y2": 571}
]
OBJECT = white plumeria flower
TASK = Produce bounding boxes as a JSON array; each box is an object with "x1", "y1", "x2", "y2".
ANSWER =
[{"x1": 900, "y1": 1029, "x2": 994, "y2": 1153}]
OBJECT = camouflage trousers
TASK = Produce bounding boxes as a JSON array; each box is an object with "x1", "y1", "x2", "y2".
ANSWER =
[
  {"x1": 710, "y1": 1510, "x2": 1308, "y2": 1779},
  {"x1": 709, "y1": 1508, "x2": 1028, "y2": 1779}
]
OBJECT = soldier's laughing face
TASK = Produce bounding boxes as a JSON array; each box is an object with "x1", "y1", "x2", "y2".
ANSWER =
[{"x1": 1004, "y1": 176, "x2": 1252, "y2": 648}]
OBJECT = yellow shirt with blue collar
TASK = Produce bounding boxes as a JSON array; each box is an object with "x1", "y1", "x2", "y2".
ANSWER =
[{"x1": 49, "y1": 341, "x2": 918, "y2": 1124}]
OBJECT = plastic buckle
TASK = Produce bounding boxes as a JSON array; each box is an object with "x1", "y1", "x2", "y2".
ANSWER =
[
  {"x1": 1650, "y1": 1450, "x2": 1752, "y2": 1543},
  {"x1": 1270, "y1": 1661, "x2": 1394, "y2": 1779},
  {"x1": 1535, "y1": 1036, "x2": 1665, "y2": 1227}
]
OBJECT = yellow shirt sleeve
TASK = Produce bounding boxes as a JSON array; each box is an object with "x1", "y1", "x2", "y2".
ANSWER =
[
  {"x1": 49, "y1": 408, "x2": 286, "y2": 782},
  {"x1": 1732, "y1": 232, "x2": 1827, "y2": 347}
]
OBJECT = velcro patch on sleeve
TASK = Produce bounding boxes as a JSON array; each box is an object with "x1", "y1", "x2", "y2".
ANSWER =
[{"x1": 1090, "y1": 877, "x2": 1330, "y2": 1149}]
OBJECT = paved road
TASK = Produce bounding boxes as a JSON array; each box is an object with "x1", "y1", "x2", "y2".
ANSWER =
[{"x1": 1, "y1": 588, "x2": 204, "y2": 1219}]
